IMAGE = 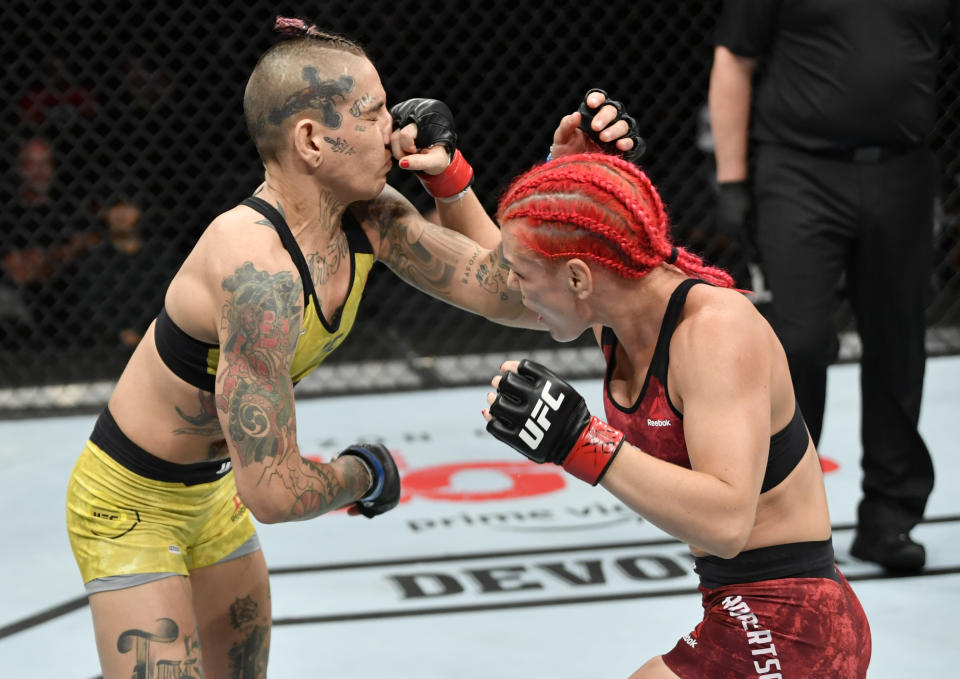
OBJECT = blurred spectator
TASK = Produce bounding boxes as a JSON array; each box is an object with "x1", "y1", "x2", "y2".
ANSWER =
[
  {"x1": 3, "y1": 138, "x2": 100, "y2": 283},
  {"x1": 1, "y1": 138, "x2": 99, "y2": 347},
  {"x1": 19, "y1": 54, "x2": 98, "y2": 129},
  {"x1": 120, "y1": 57, "x2": 174, "y2": 114},
  {"x1": 18, "y1": 137, "x2": 55, "y2": 206},
  {"x1": 59, "y1": 198, "x2": 178, "y2": 376}
]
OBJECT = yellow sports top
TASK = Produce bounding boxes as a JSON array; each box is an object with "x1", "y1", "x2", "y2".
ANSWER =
[{"x1": 154, "y1": 196, "x2": 375, "y2": 391}]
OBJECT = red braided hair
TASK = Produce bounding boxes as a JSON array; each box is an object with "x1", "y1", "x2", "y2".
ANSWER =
[{"x1": 497, "y1": 153, "x2": 734, "y2": 287}]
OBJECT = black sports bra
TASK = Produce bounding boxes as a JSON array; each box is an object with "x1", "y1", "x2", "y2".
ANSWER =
[{"x1": 601, "y1": 279, "x2": 810, "y2": 493}]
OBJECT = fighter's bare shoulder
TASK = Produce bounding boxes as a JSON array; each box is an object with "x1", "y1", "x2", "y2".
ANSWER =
[
  {"x1": 200, "y1": 203, "x2": 296, "y2": 277},
  {"x1": 670, "y1": 284, "x2": 772, "y2": 389},
  {"x1": 166, "y1": 203, "x2": 302, "y2": 340}
]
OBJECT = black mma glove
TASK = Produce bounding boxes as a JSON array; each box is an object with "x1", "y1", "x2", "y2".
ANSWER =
[
  {"x1": 486, "y1": 360, "x2": 625, "y2": 485},
  {"x1": 390, "y1": 97, "x2": 474, "y2": 201},
  {"x1": 390, "y1": 98, "x2": 459, "y2": 155},
  {"x1": 578, "y1": 88, "x2": 646, "y2": 162},
  {"x1": 715, "y1": 180, "x2": 752, "y2": 241},
  {"x1": 336, "y1": 444, "x2": 401, "y2": 518}
]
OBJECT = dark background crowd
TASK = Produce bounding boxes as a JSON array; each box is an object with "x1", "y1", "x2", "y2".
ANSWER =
[{"x1": 2, "y1": 0, "x2": 959, "y2": 398}]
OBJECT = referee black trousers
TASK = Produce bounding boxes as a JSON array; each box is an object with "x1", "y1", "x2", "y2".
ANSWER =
[{"x1": 754, "y1": 143, "x2": 935, "y2": 533}]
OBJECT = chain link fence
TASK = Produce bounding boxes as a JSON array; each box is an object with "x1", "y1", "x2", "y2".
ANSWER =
[{"x1": 2, "y1": 0, "x2": 959, "y2": 416}]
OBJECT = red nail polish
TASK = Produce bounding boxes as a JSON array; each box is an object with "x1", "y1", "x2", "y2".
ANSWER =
[{"x1": 399, "y1": 158, "x2": 409, "y2": 168}]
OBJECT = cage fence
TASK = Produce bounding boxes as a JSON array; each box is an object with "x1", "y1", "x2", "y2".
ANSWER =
[{"x1": 1, "y1": 0, "x2": 958, "y2": 417}]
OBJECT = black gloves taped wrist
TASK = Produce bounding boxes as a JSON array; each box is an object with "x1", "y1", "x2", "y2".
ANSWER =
[
  {"x1": 337, "y1": 444, "x2": 401, "y2": 518},
  {"x1": 390, "y1": 98, "x2": 459, "y2": 155}
]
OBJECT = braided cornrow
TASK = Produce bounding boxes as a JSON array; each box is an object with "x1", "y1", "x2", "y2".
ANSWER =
[
  {"x1": 497, "y1": 153, "x2": 734, "y2": 287},
  {"x1": 272, "y1": 16, "x2": 365, "y2": 55},
  {"x1": 502, "y1": 158, "x2": 668, "y2": 272}
]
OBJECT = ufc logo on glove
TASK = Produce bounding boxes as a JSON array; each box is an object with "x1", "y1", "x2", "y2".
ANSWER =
[
  {"x1": 519, "y1": 381, "x2": 566, "y2": 450},
  {"x1": 487, "y1": 360, "x2": 625, "y2": 485}
]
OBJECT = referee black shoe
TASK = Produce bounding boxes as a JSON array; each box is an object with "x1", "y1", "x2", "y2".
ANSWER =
[{"x1": 850, "y1": 530, "x2": 925, "y2": 573}]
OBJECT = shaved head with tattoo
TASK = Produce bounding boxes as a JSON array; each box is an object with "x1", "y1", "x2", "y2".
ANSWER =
[{"x1": 243, "y1": 33, "x2": 366, "y2": 162}]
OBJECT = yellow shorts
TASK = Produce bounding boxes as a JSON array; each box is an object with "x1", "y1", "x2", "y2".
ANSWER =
[{"x1": 66, "y1": 412, "x2": 256, "y2": 588}]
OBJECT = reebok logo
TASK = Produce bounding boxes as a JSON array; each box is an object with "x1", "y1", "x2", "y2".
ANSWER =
[
  {"x1": 519, "y1": 380, "x2": 565, "y2": 450},
  {"x1": 647, "y1": 418, "x2": 671, "y2": 427}
]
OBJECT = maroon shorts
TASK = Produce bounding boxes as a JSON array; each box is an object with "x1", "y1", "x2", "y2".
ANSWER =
[{"x1": 662, "y1": 569, "x2": 870, "y2": 679}]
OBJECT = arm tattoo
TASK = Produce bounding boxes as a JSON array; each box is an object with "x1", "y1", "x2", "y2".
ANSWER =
[
  {"x1": 474, "y1": 244, "x2": 513, "y2": 300},
  {"x1": 216, "y1": 262, "x2": 301, "y2": 470},
  {"x1": 216, "y1": 262, "x2": 367, "y2": 520},
  {"x1": 268, "y1": 69, "x2": 354, "y2": 129},
  {"x1": 461, "y1": 249, "x2": 479, "y2": 285},
  {"x1": 369, "y1": 201, "x2": 460, "y2": 294},
  {"x1": 281, "y1": 455, "x2": 369, "y2": 520},
  {"x1": 371, "y1": 203, "x2": 518, "y2": 307}
]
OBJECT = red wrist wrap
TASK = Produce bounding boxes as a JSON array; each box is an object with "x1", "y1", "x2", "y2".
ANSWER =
[
  {"x1": 561, "y1": 416, "x2": 625, "y2": 485},
  {"x1": 417, "y1": 149, "x2": 474, "y2": 199}
]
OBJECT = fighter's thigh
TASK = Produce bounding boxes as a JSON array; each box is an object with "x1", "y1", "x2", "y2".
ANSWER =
[
  {"x1": 189, "y1": 549, "x2": 271, "y2": 678},
  {"x1": 89, "y1": 575, "x2": 203, "y2": 679},
  {"x1": 628, "y1": 656, "x2": 681, "y2": 679}
]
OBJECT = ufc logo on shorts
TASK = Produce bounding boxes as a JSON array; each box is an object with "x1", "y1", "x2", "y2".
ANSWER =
[{"x1": 519, "y1": 380, "x2": 565, "y2": 449}]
